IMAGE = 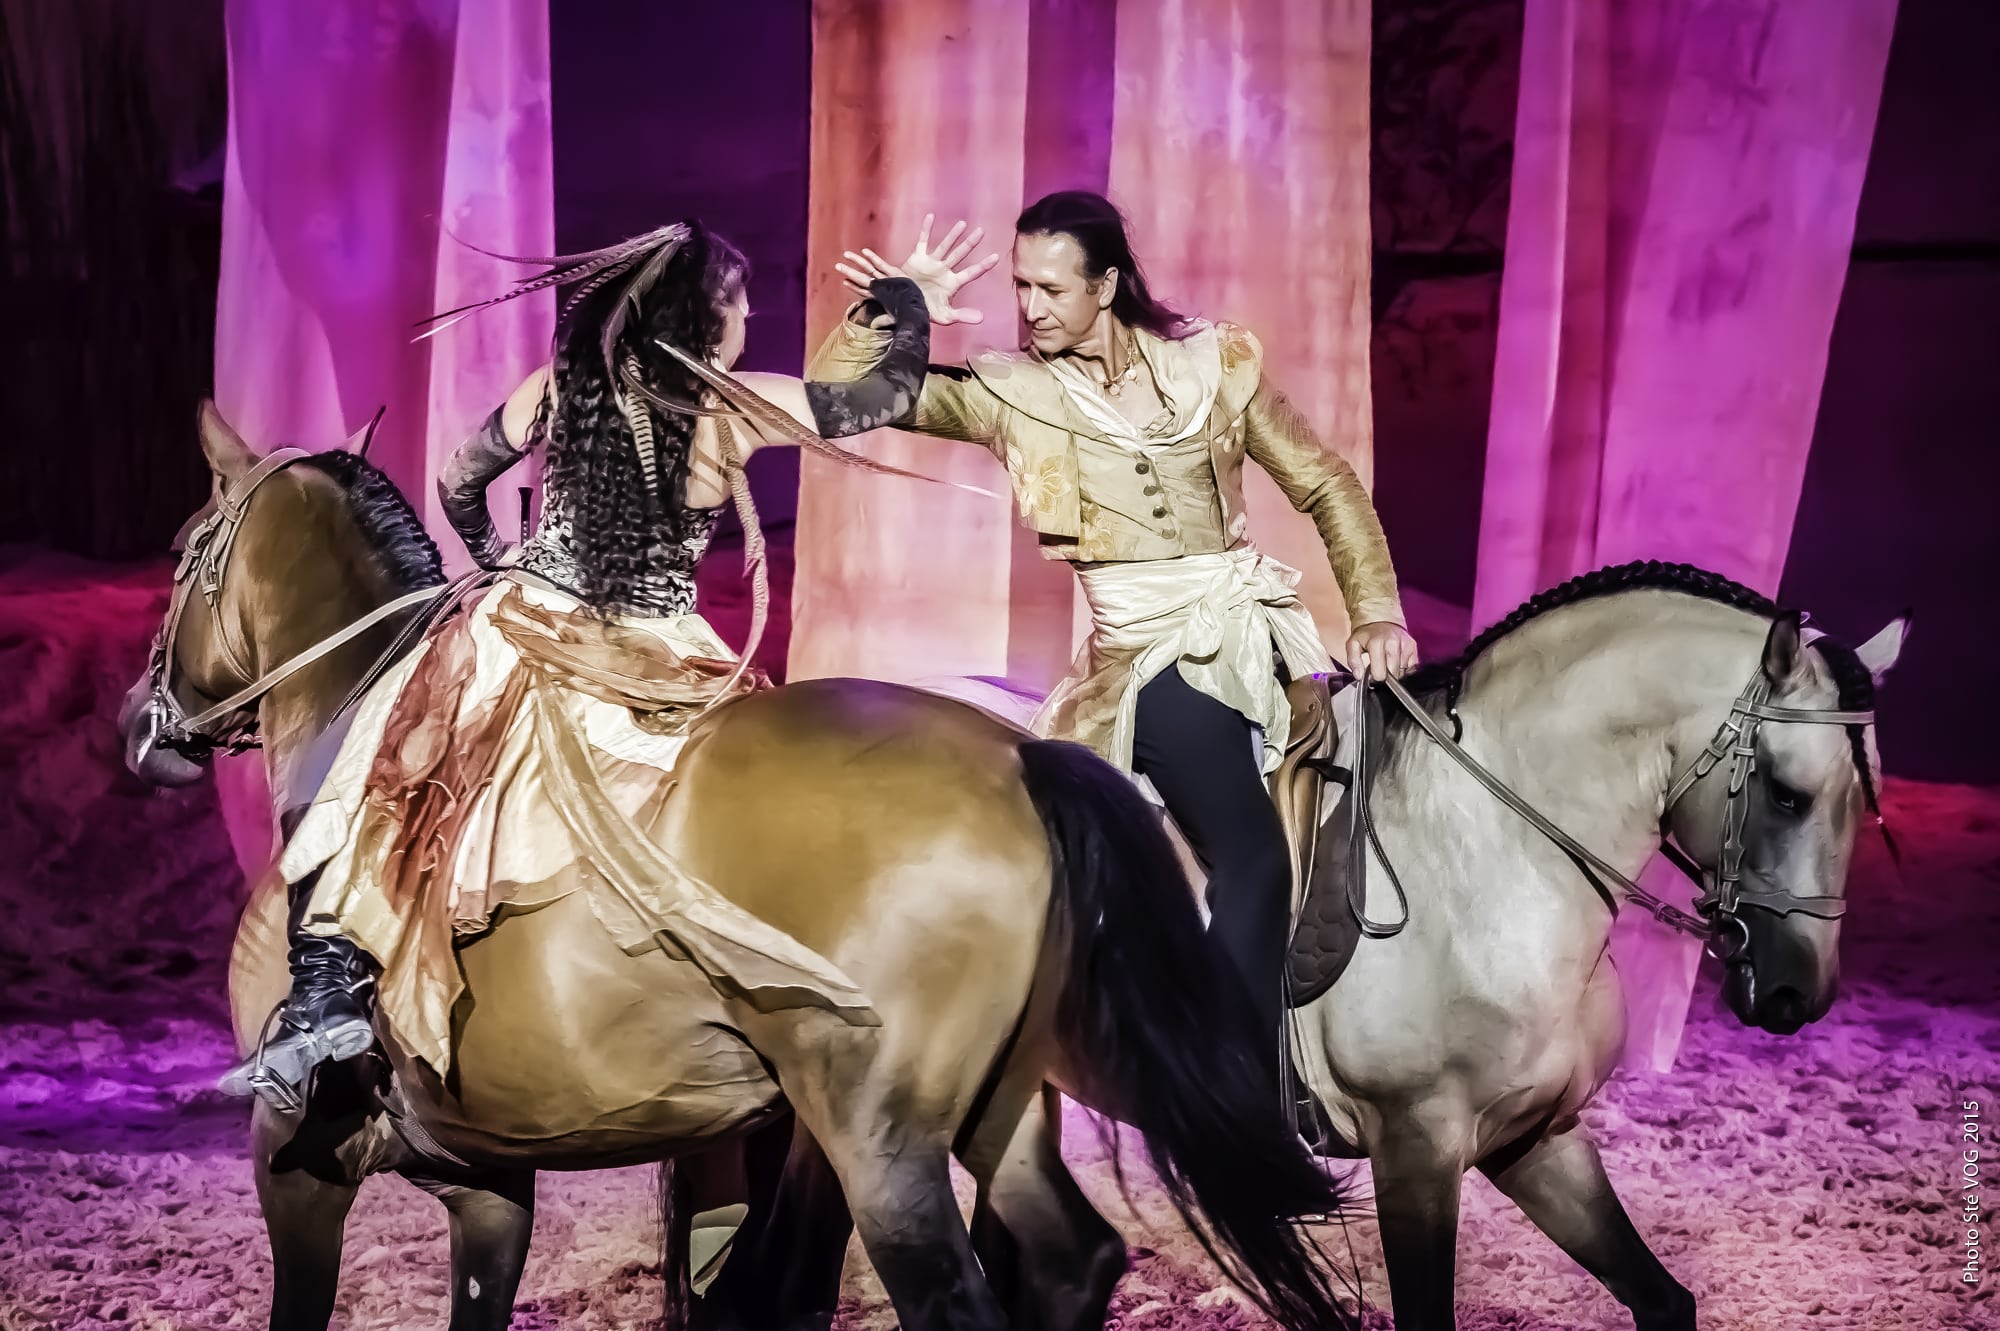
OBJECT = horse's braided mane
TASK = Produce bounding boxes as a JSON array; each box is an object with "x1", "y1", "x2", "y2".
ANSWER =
[
  {"x1": 1398, "y1": 559, "x2": 1880, "y2": 811},
  {"x1": 295, "y1": 451, "x2": 445, "y2": 593}
]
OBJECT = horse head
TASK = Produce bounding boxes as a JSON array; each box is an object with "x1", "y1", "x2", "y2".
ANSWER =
[
  {"x1": 121, "y1": 402, "x2": 271, "y2": 784},
  {"x1": 1662, "y1": 612, "x2": 1907, "y2": 1035},
  {"x1": 121, "y1": 401, "x2": 431, "y2": 792}
]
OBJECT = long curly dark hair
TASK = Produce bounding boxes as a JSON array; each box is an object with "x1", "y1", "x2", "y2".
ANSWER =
[{"x1": 530, "y1": 222, "x2": 749, "y2": 612}]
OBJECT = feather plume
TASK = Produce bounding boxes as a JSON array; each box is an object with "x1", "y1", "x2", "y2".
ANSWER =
[
  {"x1": 645, "y1": 340, "x2": 1001, "y2": 499},
  {"x1": 413, "y1": 224, "x2": 691, "y2": 343},
  {"x1": 597, "y1": 233, "x2": 687, "y2": 381},
  {"x1": 619, "y1": 353, "x2": 660, "y2": 499}
]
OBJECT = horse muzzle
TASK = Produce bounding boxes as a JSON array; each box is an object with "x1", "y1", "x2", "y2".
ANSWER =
[
  {"x1": 1722, "y1": 943, "x2": 1836, "y2": 1035},
  {"x1": 120, "y1": 683, "x2": 211, "y2": 787}
]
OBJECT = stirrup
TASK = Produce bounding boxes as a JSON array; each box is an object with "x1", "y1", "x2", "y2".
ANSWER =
[{"x1": 217, "y1": 1008, "x2": 374, "y2": 1112}]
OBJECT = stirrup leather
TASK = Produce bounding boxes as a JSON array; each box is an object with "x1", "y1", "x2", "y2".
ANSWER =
[{"x1": 1270, "y1": 675, "x2": 1337, "y2": 922}]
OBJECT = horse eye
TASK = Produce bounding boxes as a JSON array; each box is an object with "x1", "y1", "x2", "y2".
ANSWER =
[{"x1": 1767, "y1": 777, "x2": 1811, "y2": 816}]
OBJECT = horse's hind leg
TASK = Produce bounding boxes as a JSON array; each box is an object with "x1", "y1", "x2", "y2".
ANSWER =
[
  {"x1": 402, "y1": 1167, "x2": 538, "y2": 1331},
  {"x1": 819, "y1": 1128, "x2": 1003, "y2": 1331},
  {"x1": 777, "y1": 1051, "x2": 1005, "y2": 1331},
  {"x1": 252, "y1": 1104, "x2": 357, "y2": 1331},
  {"x1": 967, "y1": 1086, "x2": 1126, "y2": 1331},
  {"x1": 1478, "y1": 1120, "x2": 1695, "y2": 1331}
]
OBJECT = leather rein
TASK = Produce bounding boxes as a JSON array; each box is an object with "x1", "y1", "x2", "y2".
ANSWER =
[
  {"x1": 145, "y1": 451, "x2": 485, "y2": 760},
  {"x1": 1338, "y1": 661, "x2": 1874, "y2": 959}
]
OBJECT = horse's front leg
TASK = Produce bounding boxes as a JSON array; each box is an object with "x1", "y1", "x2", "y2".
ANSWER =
[
  {"x1": 1477, "y1": 1119, "x2": 1695, "y2": 1331},
  {"x1": 401, "y1": 1166, "x2": 538, "y2": 1331},
  {"x1": 252, "y1": 1101, "x2": 357, "y2": 1331},
  {"x1": 1370, "y1": 1112, "x2": 1468, "y2": 1330},
  {"x1": 670, "y1": 1109, "x2": 854, "y2": 1331}
]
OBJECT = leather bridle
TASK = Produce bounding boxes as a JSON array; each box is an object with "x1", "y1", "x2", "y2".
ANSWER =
[
  {"x1": 142, "y1": 451, "x2": 464, "y2": 761},
  {"x1": 1651, "y1": 668, "x2": 1874, "y2": 957},
  {"x1": 1366, "y1": 658, "x2": 1875, "y2": 960}
]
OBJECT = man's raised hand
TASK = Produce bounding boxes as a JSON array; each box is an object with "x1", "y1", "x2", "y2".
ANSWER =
[{"x1": 836, "y1": 213, "x2": 1000, "y2": 327}]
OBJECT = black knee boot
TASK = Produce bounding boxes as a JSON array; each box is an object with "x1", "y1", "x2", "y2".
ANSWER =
[{"x1": 218, "y1": 873, "x2": 378, "y2": 1112}]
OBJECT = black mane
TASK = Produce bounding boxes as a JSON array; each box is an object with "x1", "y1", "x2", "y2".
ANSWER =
[
  {"x1": 1398, "y1": 560, "x2": 1879, "y2": 808},
  {"x1": 295, "y1": 451, "x2": 445, "y2": 593}
]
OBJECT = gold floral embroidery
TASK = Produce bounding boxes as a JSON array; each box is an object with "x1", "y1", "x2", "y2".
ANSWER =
[
  {"x1": 1017, "y1": 456, "x2": 1072, "y2": 514},
  {"x1": 1218, "y1": 323, "x2": 1259, "y2": 375}
]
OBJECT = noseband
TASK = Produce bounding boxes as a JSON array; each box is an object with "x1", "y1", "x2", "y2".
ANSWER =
[
  {"x1": 1376, "y1": 658, "x2": 1874, "y2": 958},
  {"x1": 144, "y1": 451, "x2": 462, "y2": 761}
]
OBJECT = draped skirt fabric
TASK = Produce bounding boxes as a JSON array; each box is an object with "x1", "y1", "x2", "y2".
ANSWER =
[
  {"x1": 281, "y1": 575, "x2": 872, "y2": 1076},
  {"x1": 1033, "y1": 548, "x2": 1332, "y2": 776}
]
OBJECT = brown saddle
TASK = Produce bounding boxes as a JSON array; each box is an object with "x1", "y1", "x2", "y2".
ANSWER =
[{"x1": 1270, "y1": 674, "x2": 1397, "y2": 1009}]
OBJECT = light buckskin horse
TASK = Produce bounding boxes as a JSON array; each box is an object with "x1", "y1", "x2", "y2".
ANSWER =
[
  {"x1": 1293, "y1": 570, "x2": 1902, "y2": 1329},
  {"x1": 119, "y1": 405, "x2": 1355, "y2": 1331},
  {"x1": 690, "y1": 565, "x2": 1907, "y2": 1331}
]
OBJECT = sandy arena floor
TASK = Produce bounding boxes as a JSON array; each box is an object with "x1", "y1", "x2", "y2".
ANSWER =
[{"x1": 1, "y1": 552, "x2": 1991, "y2": 1330}]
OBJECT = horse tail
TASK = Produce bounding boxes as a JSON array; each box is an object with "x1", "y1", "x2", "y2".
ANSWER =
[{"x1": 1016, "y1": 738, "x2": 1355, "y2": 1331}]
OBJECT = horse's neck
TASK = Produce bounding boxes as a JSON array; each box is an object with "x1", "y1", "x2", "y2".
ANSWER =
[
  {"x1": 256, "y1": 558, "x2": 403, "y2": 814},
  {"x1": 1452, "y1": 601, "x2": 1753, "y2": 904}
]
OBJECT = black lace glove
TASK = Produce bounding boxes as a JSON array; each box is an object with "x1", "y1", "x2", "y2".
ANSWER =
[
  {"x1": 803, "y1": 276, "x2": 930, "y2": 437},
  {"x1": 436, "y1": 406, "x2": 524, "y2": 569}
]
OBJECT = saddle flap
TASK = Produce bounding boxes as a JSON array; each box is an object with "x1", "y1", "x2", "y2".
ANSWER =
[
  {"x1": 1281, "y1": 677, "x2": 1390, "y2": 1008},
  {"x1": 1268, "y1": 674, "x2": 1338, "y2": 913}
]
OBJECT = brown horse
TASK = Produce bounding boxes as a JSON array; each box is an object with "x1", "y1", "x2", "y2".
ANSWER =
[{"x1": 119, "y1": 403, "x2": 1354, "y2": 1331}]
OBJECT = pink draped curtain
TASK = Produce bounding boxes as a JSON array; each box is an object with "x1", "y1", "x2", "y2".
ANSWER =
[
  {"x1": 1477, "y1": 0, "x2": 1897, "y2": 1070},
  {"x1": 790, "y1": 0, "x2": 1378, "y2": 684},
  {"x1": 1476, "y1": 0, "x2": 1898, "y2": 621},
  {"x1": 790, "y1": 0, "x2": 1058, "y2": 689},
  {"x1": 1110, "y1": 0, "x2": 1375, "y2": 649},
  {"x1": 211, "y1": 0, "x2": 552, "y2": 876}
]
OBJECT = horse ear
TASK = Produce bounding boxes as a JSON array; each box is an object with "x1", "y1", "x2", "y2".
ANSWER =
[
  {"x1": 197, "y1": 399, "x2": 258, "y2": 483},
  {"x1": 1761, "y1": 611, "x2": 1805, "y2": 684},
  {"x1": 343, "y1": 404, "x2": 388, "y2": 460},
  {"x1": 1854, "y1": 615, "x2": 1910, "y2": 685}
]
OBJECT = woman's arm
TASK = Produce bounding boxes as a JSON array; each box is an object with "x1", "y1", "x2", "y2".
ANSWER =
[
  {"x1": 803, "y1": 276, "x2": 930, "y2": 437},
  {"x1": 437, "y1": 365, "x2": 550, "y2": 568},
  {"x1": 726, "y1": 276, "x2": 934, "y2": 456}
]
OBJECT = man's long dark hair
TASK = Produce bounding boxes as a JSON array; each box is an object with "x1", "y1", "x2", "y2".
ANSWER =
[
  {"x1": 531, "y1": 222, "x2": 749, "y2": 612},
  {"x1": 1015, "y1": 190, "x2": 1186, "y2": 338}
]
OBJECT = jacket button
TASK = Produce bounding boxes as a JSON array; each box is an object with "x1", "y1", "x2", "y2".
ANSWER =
[
  {"x1": 1135, "y1": 461, "x2": 1151, "y2": 474},
  {"x1": 1143, "y1": 484, "x2": 1160, "y2": 496},
  {"x1": 1152, "y1": 506, "x2": 1168, "y2": 518}
]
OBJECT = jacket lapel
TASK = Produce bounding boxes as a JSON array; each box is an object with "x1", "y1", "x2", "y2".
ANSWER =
[{"x1": 967, "y1": 350, "x2": 1099, "y2": 437}]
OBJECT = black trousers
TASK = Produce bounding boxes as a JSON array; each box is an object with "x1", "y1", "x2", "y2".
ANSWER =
[{"x1": 1130, "y1": 665, "x2": 1290, "y2": 1047}]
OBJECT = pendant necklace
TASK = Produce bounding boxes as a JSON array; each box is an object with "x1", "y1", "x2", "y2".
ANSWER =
[{"x1": 1102, "y1": 336, "x2": 1142, "y2": 398}]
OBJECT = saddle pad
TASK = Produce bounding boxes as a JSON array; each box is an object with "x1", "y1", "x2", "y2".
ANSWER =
[{"x1": 1284, "y1": 681, "x2": 1389, "y2": 1008}]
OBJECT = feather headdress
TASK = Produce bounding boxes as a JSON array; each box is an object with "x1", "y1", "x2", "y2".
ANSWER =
[
  {"x1": 414, "y1": 225, "x2": 692, "y2": 343},
  {"x1": 417, "y1": 226, "x2": 698, "y2": 497}
]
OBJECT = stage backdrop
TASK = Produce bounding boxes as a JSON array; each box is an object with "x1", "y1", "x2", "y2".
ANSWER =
[
  {"x1": 210, "y1": 0, "x2": 552, "y2": 875},
  {"x1": 1476, "y1": 0, "x2": 1898, "y2": 620},
  {"x1": 791, "y1": 0, "x2": 1066, "y2": 690},
  {"x1": 1477, "y1": 0, "x2": 1898, "y2": 1070},
  {"x1": 789, "y1": 0, "x2": 1378, "y2": 687}
]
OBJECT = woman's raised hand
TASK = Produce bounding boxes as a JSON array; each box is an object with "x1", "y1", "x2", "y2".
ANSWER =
[{"x1": 836, "y1": 214, "x2": 1000, "y2": 327}]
